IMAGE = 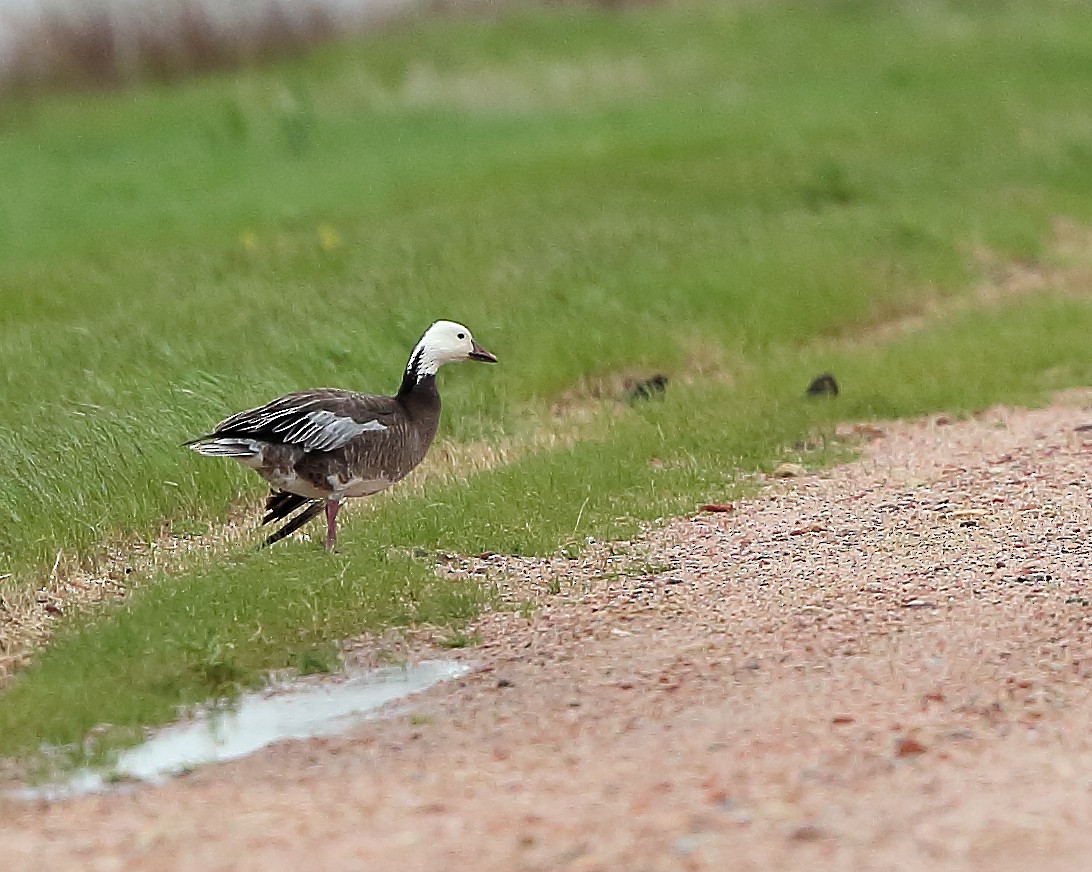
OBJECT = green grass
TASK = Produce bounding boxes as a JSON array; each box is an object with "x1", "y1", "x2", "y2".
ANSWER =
[{"x1": 4, "y1": 0, "x2": 1092, "y2": 763}]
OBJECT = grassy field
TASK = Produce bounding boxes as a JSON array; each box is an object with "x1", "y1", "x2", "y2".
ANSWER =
[{"x1": 3, "y1": 0, "x2": 1092, "y2": 764}]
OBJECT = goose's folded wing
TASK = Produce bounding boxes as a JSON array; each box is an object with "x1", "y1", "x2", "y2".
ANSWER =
[{"x1": 199, "y1": 390, "x2": 397, "y2": 453}]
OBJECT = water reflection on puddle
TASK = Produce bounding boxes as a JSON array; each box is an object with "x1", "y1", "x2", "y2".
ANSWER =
[{"x1": 17, "y1": 660, "x2": 467, "y2": 801}]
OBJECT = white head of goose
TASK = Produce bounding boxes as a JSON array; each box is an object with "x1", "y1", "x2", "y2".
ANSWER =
[{"x1": 187, "y1": 320, "x2": 497, "y2": 549}]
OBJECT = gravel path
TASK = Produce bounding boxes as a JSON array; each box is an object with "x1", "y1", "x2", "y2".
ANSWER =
[{"x1": 3, "y1": 398, "x2": 1092, "y2": 871}]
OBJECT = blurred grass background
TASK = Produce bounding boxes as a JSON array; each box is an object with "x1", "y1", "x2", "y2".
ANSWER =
[{"x1": 3, "y1": 0, "x2": 1092, "y2": 761}]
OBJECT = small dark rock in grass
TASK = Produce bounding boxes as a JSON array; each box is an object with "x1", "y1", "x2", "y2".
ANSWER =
[
  {"x1": 626, "y1": 373, "x2": 669, "y2": 402},
  {"x1": 805, "y1": 372, "x2": 839, "y2": 398}
]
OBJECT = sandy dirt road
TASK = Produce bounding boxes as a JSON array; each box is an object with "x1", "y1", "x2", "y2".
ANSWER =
[{"x1": 3, "y1": 399, "x2": 1092, "y2": 871}]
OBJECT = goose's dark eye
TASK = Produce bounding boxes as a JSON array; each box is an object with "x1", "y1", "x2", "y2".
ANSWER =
[{"x1": 457, "y1": 332, "x2": 466, "y2": 340}]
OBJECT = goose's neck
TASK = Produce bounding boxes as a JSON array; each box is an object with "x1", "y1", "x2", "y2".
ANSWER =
[{"x1": 397, "y1": 342, "x2": 440, "y2": 401}]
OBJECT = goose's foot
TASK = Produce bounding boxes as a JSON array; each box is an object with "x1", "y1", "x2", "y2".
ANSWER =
[
  {"x1": 324, "y1": 499, "x2": 342, "y2": 550},
  {"x1": 263, "y1": 500, "x2": 324, "y2": 547}
]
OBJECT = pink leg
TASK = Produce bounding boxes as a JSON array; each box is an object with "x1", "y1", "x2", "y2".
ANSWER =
[{"x1": 324, "y1": 500, "x2": 341, "y2": 550}]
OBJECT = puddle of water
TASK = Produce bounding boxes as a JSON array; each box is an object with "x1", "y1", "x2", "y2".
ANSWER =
[{"x1": 14, "y1": 659, "x2": 467, "y2": 801}]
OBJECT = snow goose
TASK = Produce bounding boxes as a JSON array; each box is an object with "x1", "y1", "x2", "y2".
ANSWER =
[{"x1": 187, "y1": 320, "x2": 497, "y2": 548}]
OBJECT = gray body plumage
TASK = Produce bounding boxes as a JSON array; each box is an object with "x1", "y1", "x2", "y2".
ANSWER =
[
  {"x1": 187, "y1": 320, "x2": 495, "y2": 547},
  {"x1": 190, "y1": 384, "x2": 441, "y2": 502},
  {"x1": 190, "y1": 386, "x2": 440, "y2": 501}
]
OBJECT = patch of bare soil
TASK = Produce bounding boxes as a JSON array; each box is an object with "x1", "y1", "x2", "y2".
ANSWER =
[{"x1": 5, "y1": 397, "x2": 1092, "y2": 871}]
